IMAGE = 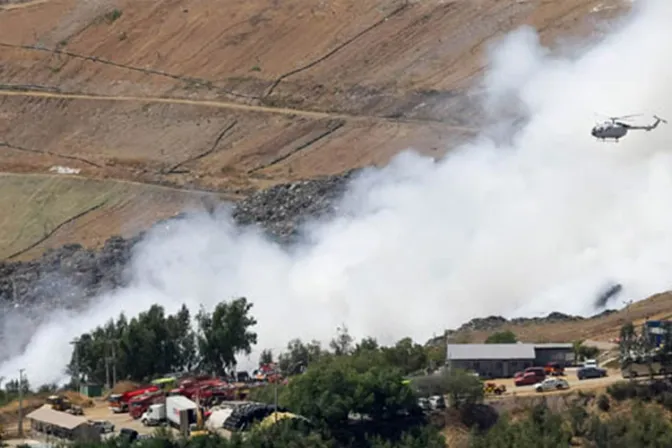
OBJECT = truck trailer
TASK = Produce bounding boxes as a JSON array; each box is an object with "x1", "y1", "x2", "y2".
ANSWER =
[{"x1": 166, "y1": 395, "x2": 197, "y2": 433}]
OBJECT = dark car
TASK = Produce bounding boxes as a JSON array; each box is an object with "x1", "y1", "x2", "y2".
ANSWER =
[
  {"x1": 577, "y1": 366, "x2": 607, "y2": 380},
  {"x1": 119, "y1": 428, "x2": 139, "y2": 442}
]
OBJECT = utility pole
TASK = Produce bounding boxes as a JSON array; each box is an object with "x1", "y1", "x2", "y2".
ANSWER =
[
  {"x1": 111, "y1": 342, "x2": 117, "y2": 386},
  {"x1": 104, "y1": 355, "x2": 110, "y2": 391},
  {"x1": 17, "y1": 368, "x2": 25, "y2": 438},
  {"x1": 70, "y1": 338, "x2": 80, "y2": 392}
]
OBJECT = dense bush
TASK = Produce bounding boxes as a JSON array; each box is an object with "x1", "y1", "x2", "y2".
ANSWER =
[{"x1": 596, "y1": 394, "x2": 610, "y2": 412}]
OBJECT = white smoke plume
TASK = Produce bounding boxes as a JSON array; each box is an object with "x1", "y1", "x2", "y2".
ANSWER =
[{"x1": 3, "y1": 0, "x2": 672, "y2": 386}]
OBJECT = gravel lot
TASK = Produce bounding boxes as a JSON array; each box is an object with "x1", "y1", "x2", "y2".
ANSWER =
[{"x1": 485, "y1": 367, "x2": 624, "y2": 398}]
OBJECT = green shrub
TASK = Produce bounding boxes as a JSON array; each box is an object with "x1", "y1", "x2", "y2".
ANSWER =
[
  {"x1": 606, "y1": 381, "x2": 637, "y2": 401},
  {"x1": 596, "y1": 394, "x2": 610, "y2": 412}
]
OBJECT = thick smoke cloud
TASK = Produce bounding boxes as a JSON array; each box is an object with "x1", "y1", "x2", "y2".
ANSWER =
[{"x1": 3, "y1": 0, "x2": 672, "y2": 386}]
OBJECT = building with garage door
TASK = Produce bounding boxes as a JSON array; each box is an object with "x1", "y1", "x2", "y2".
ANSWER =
[
  {"x1": 446, "y1": 343, "x2": 575, "y2": 378},
  {"x1": 533, "y1": 343, "x2": 575, "y2": 366}
]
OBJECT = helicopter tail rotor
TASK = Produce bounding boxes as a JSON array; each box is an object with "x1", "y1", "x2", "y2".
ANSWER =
[{"x1": 654, "y1": 115, "x2": 668, "y2": 124}]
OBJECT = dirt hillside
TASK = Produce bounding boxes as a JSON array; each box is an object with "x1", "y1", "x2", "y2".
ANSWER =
[
  {"x1": 448, "y1": 291, "x2": 672, "y2": 345},
  {"x1": 0, "y1": 0, "x2": 630, "y2": 255}
]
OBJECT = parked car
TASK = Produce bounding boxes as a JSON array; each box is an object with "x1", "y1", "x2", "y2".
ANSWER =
[
  {"x1": 515, "y1": 371, "x2": 544, "y2": 386},
  {"x1": 428, "y1": 395, "x2": 446, "y2": 410},
  {"x1": 582, "y1": 359, "x2": 598, "y2": 368},
  {"x1": 417, "y1": 397, "x2": 431, "y2": 411},
  {"x1": 535, "y1": 377, "x2": 570, "y2": 393},
  {"x1": 119, "y1": 428, "x2": 139, "y2": 442},
  {"x1": 577, "y1": 366, "x2": 607, "y2": 380},
  {"x1": 89, "y1": 420, "x2": 115, "y2": 433},
  {"x1": 514, "y1": 367, "x2": 546, "y2": 386}
]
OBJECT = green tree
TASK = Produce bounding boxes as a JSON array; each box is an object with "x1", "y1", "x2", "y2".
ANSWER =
[
  {"x1": 166, "y1": 304, "x2": 197, "y2": 372},
  {"x1": 441, "y1": 369, "x2": 484, "y2": 409},
  {"x1": 329, "y1": 324, "x2": 354, "y2": 356},
  {"x1": 354, "y1": 337, "x2": 380, "y2": 354},
  {"x1": 572, "y1": 339, "x2": 600, "y2": 365},
  {"x1": 259, "y1": 349, "x2": 274, "y2": 366},
  {"x1": 278, "y1": 339, "x2": 325, "y2": 375},
  {"x1": 196, "y1": 297, "x2": 258, "y2": 376},
  {"x1": 484, "y1": 331, "x2": 517, "y2": 344},
  {"x1": 284, "y1": 356, "x2": 419, "y2": 430},
  {"x1": 381, "y1": 338, "x2": 428, "y2": 375}
]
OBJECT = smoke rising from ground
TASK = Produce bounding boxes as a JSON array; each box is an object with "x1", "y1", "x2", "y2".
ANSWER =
[{"x1": 3, "y1": 0, "x2": 672, "y2": 386}]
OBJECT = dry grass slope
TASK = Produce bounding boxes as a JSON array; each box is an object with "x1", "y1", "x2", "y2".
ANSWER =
[
  {"x1": 456, "y1": 292, "x2": 672, "y2": 344},
  {"x1": 0, "y1": 173, "x2": 227, "y2": 260}
]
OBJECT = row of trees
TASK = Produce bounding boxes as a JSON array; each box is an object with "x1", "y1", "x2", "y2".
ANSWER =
[
  {"x1": 68, "y1": 298, "x2": 257, "y2": 383},
  {"x1": 269, "y1": 331, "x2": 447, "y2": 378},
  {"x1": 68, "y1": 298, "x2": 450, "y2": 385}
]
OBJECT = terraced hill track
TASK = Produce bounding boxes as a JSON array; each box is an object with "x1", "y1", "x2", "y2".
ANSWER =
[{"x1": 0, "y1": 0, "x2": 630, "y2": 256}]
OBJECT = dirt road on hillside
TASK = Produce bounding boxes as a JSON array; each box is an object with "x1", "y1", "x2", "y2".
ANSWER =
[
  {"x1": 488, "y1": 368, "x2": 624, "y2": 398},
  {"x1": 0, "y1": 89, "x2": 479, "y2": 132},
  {"x1": 0, "y1": 0, "x2": 50, "y2": 11},
  {"x1": 0, "y1": 171, "x2": 239, "y2": 198}
]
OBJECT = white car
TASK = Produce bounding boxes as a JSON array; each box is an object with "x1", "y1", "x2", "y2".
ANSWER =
[
  {"x1": 534, "y1": 377, "x2": 570, "y2": 393},
  {"x1": 428, "y1": 395, "x2": 446, "y2": 410},
  {"x1": 89, "y1": 420, "x2": 115, "y2": 433}
]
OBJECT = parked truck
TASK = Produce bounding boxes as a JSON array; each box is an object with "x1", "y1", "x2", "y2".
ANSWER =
[
  {"x1": 166, "y1": 395, "x2": 197, "y2": 434},
  {"x1": 141, "y1": 403, "x2": 166, "y2": 426},
  {"x1": 108, "y1": 386, "x2": 160, "y2": 413},
  {"x1": 130, "y1": 392, "x2": 165, "y2": 419}
]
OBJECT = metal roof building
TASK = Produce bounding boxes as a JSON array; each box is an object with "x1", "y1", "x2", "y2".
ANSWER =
[
  {"x1": 447, "y1": 343, "x2": 536, "y2": 361},
  {"x1": 446, "y1": 343, "x2": 575, "y2": 378},
  {"x1": 26, "y1": 405, "x2": 100, "y2": 442}
]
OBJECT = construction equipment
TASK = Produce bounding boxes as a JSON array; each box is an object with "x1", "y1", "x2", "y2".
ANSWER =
[
  {"x1": 46, "y1": 395, "x2": 84, "y2": 415},
  {"x1": 544, "y1": 362, "x2": 565, "y2": 377},
  {"x1": 483, "y1": 382, "x2": 506, "y2": 396},
  {"x1": 189, "y1": 394, "x2": 208, "y2": 438}
]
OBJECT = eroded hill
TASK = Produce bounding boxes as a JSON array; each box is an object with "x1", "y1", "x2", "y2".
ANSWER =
[{"x1": 0, "y1": 0, "x2": 630, "y2": 254}]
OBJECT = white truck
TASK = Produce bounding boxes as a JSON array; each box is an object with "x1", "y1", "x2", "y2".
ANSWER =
[
  {"x1": 141, "y1": 403, "x2": 166, "y2": 426},
  {"x1": 165, "y1": 395, "x2": 197, "y2": 430}
]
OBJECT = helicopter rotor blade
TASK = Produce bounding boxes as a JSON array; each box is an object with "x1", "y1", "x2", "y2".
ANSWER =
[
  {"x1": 612, "y1": 114, "x2": 642, "y2": 120},
  {"x1": 595, "y1": 113, "x2": 642, "y2": 121}
]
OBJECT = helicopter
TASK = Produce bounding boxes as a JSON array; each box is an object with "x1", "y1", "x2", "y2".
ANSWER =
[{"x1": 591, "y1": 114, "x2": 667, "y2": 142}]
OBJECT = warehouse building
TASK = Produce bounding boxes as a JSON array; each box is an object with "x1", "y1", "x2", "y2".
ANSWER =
[
  {"x1": 26, "y1": 405, "x2": 101, "y2": 442},
  {"x1": 533, "y1": 343, "x2": 575, "y2": 365},
  {"x1": 446, "y1": 343, "x2": 575, "y2": 378}
]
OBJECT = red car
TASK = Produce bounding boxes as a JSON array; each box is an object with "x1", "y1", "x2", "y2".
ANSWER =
[{"x1": 514, "y1": 367, "x2": 546, "y2": 386}]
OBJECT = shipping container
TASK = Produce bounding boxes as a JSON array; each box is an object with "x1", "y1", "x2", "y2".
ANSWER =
[{"x1": 166, "y1": 395, "x2": 197, "y2": 428}]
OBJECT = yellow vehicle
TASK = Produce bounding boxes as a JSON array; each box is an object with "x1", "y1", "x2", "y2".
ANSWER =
[
  {"x1": 46, "y1": 395, "x2": 84, "y2": 415},
  {"x1": 151, "y1": 377, "x2": 178, "y2": 391},
  {"x1": 483, "y1": 382, "x2": 506, "y2": 396},
  {"x1": 188, "y1": 394, "x2": 209, "y2": 439}
]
